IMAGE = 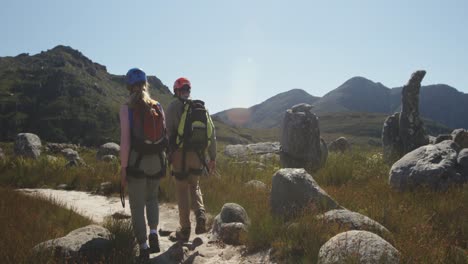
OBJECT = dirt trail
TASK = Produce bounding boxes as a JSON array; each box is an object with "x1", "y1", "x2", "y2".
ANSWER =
[{"x1": 20, "y1": 189, "x2": 272, "y2": 263}]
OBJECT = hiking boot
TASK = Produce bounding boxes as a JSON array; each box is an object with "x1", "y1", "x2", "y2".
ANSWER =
[
  {"x1": 175, "y1": 227, "x2": 191, "y2": 242},
  {"x1": 148, "y1": 233, "x2": 160, "y2": 253},
  {"x1": 195, "y1": 216, "x2": 206, "y2": 234},
  {"x1": 195, "y1": 209, "x2": 207, "y2": 234},
  {"x1": 136, "y1": 247, "x2": 149, "y2": 264}
]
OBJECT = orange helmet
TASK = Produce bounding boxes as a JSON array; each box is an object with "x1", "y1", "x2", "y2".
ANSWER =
[{"x1": 173, "y1": 77, "x2": 191, "y2": 94}]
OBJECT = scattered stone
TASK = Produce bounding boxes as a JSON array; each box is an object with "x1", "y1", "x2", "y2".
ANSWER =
[
  {"x1": 245, "y1": 180, "x2": 267, "y2": 190},
  {"x1": 96, "y1": 142, "x2": 120, "y2": 160},
  {"x1": 14, "y1": 133, "x2": 42, "y2": 159},
  {"x1": 259, "y1": 152, "x2": 279, "y2": 163},
  {"x1": 45, "y1": 143, "x2": 79, "y2": 153},
  {"x1": 33, "y1": 225, "x2": 112, "y2": 263},
  {"x1": 318, "y1": 230, "x2": 400, "y2": 264},
  {"x1": 101, "y1": 155, "x2": 117, "y2": 162},
  {"x1": 212, "y1": 203, "x2": 250, "y2": 245},
  {"x1": 328, "y1": 137, "x2": 350, "y2": 153},
  {"x1": 270, "y1": 168, "x2": 341, "y2": 220},
  {"x1": 224, "y1": 142, "x2": 280, "y2": 160},
  {"x1": 452, "y1": 128, "x2": 468, "y2": 148},
  {"x1": 61, "y1": 148, "x2": 80, "y2": 161},
  {"x1": 317, "y1": 209, "x2": 390, "y2": 236},
  {"x1": 280, "y1": 104, "x2": 324, "y2": 172},
  {"x1": 389, "y1": 140, "x2": 463, "y2": 191}
]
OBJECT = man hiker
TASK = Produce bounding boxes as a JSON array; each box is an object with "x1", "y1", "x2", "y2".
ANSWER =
[
  {"x1": 166, "y1": 77, "x2": 217, "y2": 242},
  {"x1": 120, "y1": 68, "x2": 167, "y2": 262}
]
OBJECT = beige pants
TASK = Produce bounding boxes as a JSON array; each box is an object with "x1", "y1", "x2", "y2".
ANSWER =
[{"x1": 172, "y1": 150, "x2": 205, "y2": 229}]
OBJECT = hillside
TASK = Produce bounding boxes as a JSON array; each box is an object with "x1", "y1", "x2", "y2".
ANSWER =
[
  {"x1": 214, "y1": 88, "x2": 319, "y2": 128},
  {"x1": 215, "y1": 77, "x2": 468, "y2": 130},
  {"x1": 0, "y1": 45, "x2": 173, "y2": 145}
]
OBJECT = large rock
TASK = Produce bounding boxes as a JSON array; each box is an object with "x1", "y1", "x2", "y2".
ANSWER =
[
  {"x1": 435, "y1": 134, "x2": 452, "y2": 144},
  {"x1": 317, "y1": 209, "x2": 390, "y2": 236},
  {"x1": 382, "y1": 71, "x2": 430, "y2": 162},
  {"x1": 318, "y1": 230, "x2": 400, "y2": 264},
  {"x1": 452, "y1": 128, "x2": 468, "y2": 148},
  {"x1": 212, "y1": 203, "x2": 250, "y2": 245},
  {"x1": 270, "y1": 168, "x2": 341, "y2": 220},
  {"x1": 14, "y1": 133, "x2": 42, "y2": 159},
  {"x1": 33, "y1": 225, "x2": 111, "y2": 263},
  {"x1": 45, "y1": 143, "x2": 79, "y2": 153},
  {"x1": 328, "y1": 137, "x2": 350, "y2": 153},
  {"x1": 224, "y1": 142, "x2": 280, "y2": 160},
  {"x1": 382, "y1": 113, "x2": 402, "y2": 162},
  {"x1": 280, "y1": 104, "x2": 323, "y2": 172},
  {"x1": 61, "y1": 148, "x2": 80, "y2": 161},
  {"x1": 96, "y1": 142, "x2": 120, "y2": 160},
  {"x1": 399, "y1": 70, "x2": 429, "y2": 153},
  {"x1": 389, "y1": 140, "x2": 464, "y2": 191},
  {"x1": 457, "y1": 149, "x2": 468, "y2": 177}
]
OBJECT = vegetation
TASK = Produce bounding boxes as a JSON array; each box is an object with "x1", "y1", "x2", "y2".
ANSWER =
[
  {"x1": 0, "y1": 186, "x2": 92, "y2": 263},
  {"x1": 1, "y1": 142, "x2": 466, "y2": 263}
]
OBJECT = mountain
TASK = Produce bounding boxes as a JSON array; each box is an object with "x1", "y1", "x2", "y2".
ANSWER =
[
  {"x1": 215, "y1": 77, "x2": 468, "y2": 130},
  {"x1": 0, "y1": 45, "x2": 173, "y2": 145},
  {"x1": 214, "y1": 89, "x2": 320, "y2": 128}
]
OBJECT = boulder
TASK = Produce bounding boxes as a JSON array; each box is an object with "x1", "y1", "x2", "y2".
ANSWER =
[
  {"x1": 280, "y1": 104, "x2": 323, "y2": 172},
  {"x1": 212, "y1": 203, "x2": 250, "y2": 245},
  {"x1": 245, "y1": 180, "x2": 267, "y2": 190},
  {"x1": 328, "y1": 137, "x2": 350, "y2": 153},
  {"x1": 45, "y1": 143, "x2": 79, "y2": 153},
  {"x1": 224, "y1": 142, "x2": 280, "y2": 160},
  {"x1": 318, "y1": 230, "x2": 400, "y2": 264},
  {"x1": 435, "y1": 134, "x2": 452, "y2": 144},
  {"x1": 96, "y1": 143, "x2": 120, "y2": 160},
  {"x1": 61, "y1": 148, "x2": 80, "y2": 161},
  {"x1": 101, "y1": 155, "x2": 117, "y2": 162},
  {"x1": 316, "y1": 209, "x2": 390, "y2": 236},
  {"x1": 399, "y1": 70, "x2": 429, "y2": 153},
  {"x1": 457, "y1": 149, "x2": 468, "y2": 177},
  {"x1": 382, "y1": 71, "x2": 430, "y2": 162},
  {"x1": 389, "y1": 140, "x2": 464, "y2": 191},
  {"x1": 270, "y1": 168, "x2": 341, "y2": 220},
  {"x1": 452, "y1": 128, "x2": 468, "y2": 148},
  {"x1": 14, "y1": 133, "x2": 42, "y2": 159},
  {"x1": 33, "y1": 225, "x2": 111, "y2": 263},
  {"x1": 382, "y1": 113, "x2": 402, "y2": 162}
]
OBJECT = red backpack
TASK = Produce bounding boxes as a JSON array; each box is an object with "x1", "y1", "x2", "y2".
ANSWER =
[{"x1": 129, "y1": 100, "x2": 167, "y2": 154}]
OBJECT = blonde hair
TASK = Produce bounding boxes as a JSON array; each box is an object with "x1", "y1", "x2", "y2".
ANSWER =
[{"x1": 127, "y1": 81, "x2": 153, "y2": 109}]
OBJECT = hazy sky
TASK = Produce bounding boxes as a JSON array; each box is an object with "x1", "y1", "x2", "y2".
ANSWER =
[{"x1": 1, "y1": 0, "x2": 467, "y2": 113}]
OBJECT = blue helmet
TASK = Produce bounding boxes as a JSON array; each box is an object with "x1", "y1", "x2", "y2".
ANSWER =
[{"x1": 125, "y1": 68, "x2": 147, "y2": 85}]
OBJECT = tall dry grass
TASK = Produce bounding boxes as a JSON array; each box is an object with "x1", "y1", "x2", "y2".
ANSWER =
[
  {"x1": 0, "y1": 187, "x2": 92, "y2": 263},
  {"x1": 1, "y1": 143, "x2": 467, "y2": 263}
]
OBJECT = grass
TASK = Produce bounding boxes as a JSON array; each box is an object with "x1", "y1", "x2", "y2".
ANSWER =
[
  {"x1": 1, "y1": 142, "x2": 467, "y2": 263},
  {"x1": 0, "y1": 186, "x2": 92, "y2": 263}
]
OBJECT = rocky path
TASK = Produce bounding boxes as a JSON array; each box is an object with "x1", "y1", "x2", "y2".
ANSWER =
[{"x1": 20, "y1": 189, "x2": 272, "y2": 264}]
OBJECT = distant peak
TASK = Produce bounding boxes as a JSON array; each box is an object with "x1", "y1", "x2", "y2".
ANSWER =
[{"x1": 345, "y1": 76, "x2": 374, "y2": 84}]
